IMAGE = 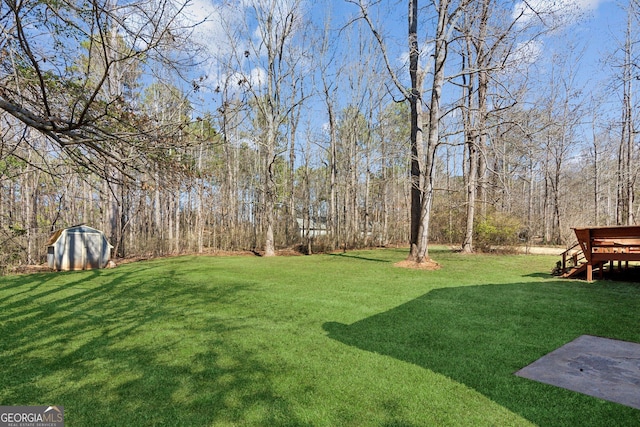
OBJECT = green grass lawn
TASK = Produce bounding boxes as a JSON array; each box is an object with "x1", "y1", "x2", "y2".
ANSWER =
[{"x1": 1, "y1": 247, "x2": 639, "y2": 426}]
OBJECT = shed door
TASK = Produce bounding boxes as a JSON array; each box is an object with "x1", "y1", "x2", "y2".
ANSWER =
[
  {"x1": 66, "y1": 231, "x2": 103, "y2": 270},
  {"x1": 84, "y1": 233, "x2": 102, "y2": 269},
  {"x1": 65, "y1": 232, "x2": 86, "y2": 270}
]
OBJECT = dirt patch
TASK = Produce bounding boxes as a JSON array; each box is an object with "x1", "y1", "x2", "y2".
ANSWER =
[
  {"x1": 116, "y1": 250, "x2": 259, "y2": 263},
  {"x1": 6, "y1": 264, "x2": 53, "y2": 275},
  {"x1": 394, "y1": 259, "x2": 441, "y2": 270},
  {"x1": 276, "y1": 248, "x2": 304, "y2": 256},
  {"x1": 459, "y1": 246, "x2": 565, "y2": 255},
  {"x1": 516, "y1": 246, "x2": 565, "y2": 255}
]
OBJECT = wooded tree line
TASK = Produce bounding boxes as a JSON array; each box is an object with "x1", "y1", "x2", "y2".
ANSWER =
[{"x1": 0, "y1": 0, "x2": 638, "y2": 269}]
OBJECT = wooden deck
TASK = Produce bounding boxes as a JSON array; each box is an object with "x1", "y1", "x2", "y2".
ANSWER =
[{"x1": 561, "y1": 226, "x2": 640, "y2": 281}]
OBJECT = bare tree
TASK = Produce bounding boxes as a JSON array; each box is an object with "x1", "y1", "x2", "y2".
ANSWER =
[
  {"x1": 616, "y1": 0, "x2": 638, "y2": 225},
  {"x1": 457, "y1": 0, "x2": 555, "y2": 252},
  {"x1": 0, "y1": 0, "x2": 195, "y2": 178},
  {"x1": 352, "y1": 0, "x2": 468, "y2": 263},
  {"x1": 224, "y1": 0, "x2": 309, "y2": 256}
]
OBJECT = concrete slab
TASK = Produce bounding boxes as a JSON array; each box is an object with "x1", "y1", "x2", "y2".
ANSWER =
[{"x1": 515, "y1": 335, "x2": 640, "y2": 410}]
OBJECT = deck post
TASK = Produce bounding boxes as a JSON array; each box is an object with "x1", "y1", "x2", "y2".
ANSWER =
[{"x1": 586, "y1": 263, "x2": 593, "y2": 282}]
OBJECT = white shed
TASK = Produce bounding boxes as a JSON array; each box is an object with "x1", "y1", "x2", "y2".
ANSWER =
[
  {"x1": 47, "y1": 225, "x2": 113, "y2": 271},
  {"x1": 296, "y1": 218, "x2": 327, "y2": 238}
]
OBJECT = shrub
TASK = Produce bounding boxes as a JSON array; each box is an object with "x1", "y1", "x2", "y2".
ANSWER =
[{"x1": 474, "y1": 212, "x2": 522, "y2": 252}]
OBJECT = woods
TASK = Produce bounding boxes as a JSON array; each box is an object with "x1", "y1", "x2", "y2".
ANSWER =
[{"x1": 0, "y1": 0, "x2": 638, "y2": 269}]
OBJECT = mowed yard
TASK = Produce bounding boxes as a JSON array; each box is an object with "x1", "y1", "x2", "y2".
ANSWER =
[{"x1": 1, "y1": 247, "x2": 639, "y2": 426}]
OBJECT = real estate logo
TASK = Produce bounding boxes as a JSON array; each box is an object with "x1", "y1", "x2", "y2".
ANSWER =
[{"x1": 0, "y1": 406, "x2": 64, "y2": 427}]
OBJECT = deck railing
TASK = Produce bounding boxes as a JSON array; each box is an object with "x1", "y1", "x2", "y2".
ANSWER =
[{"x1": 561, "y1": 242, "x2": 585, "y2": 274}]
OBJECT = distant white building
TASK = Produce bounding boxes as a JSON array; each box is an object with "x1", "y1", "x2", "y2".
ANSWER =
[
  {"x1": 46, "y1": 225, "x2": 113, "y2": 271},
  {"x1": 296, "y1": 218, "x2": 327, "y2": 238}
]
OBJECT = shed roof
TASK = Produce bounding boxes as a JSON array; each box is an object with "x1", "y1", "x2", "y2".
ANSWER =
[
  {"x1": 46, "y1": 224, "x2": 108, "y2": 246},
  {"x1": 46, "y1": 229, "x2": 64, "y2": 246}
]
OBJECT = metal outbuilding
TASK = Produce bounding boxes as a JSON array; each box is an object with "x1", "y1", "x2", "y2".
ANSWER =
[
  {"x1": 296, "y1": 218, "x2": 327, "y2": 238},
  {"x1": 47, "y1": 225, "x2": 113, "y2": 271}
]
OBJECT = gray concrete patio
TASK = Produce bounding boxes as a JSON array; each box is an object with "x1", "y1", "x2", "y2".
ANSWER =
[{"x1": 515, "y1": 335, "x2": 640, "y2": 410}]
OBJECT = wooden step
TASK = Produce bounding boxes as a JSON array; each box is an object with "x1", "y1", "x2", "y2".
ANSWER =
[{"x1": 562, "y1": 262, "x2": 587, "y2": 278}]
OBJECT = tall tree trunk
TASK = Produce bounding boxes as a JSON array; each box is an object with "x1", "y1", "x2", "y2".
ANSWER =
[
  {"x1": 462, "y1": 131, "x2": 478, "y2": 252},
  {"x1": 408, "y1": 0, "x2": 426, "y2": 260},
  {"x1": 461, "y1": 35, "x2": 476, "y2": 253},
  {"x1": 263, "y1": 114, "x2": 276, "y2": 256},
  {"x1": 196, "y1": 138, "x2": 204, "y2": 253},
  {"x1": 175, "y1": 186, "x2": 180, "y2": 253},
  {"x1": 618, "y1": 9, "x2": 635, "y2": 226},
  {"x1": 411, "y1": 0, "x2": 452, "y2": 263},
  {"x1": 323, "y1": 83, "x2": 339, "y2": 249},
  {"x1": 288, "y1": 85, "x2": 301, "y2": 242},
  {"x1": 462, "y1": 0, "x2": 489, "y2": 253},
  {"x1": 591, "y1": 120, "x2": 600, "y2": 225}
]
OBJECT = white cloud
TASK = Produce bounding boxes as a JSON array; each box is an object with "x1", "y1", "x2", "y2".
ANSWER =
[
  {"x1": 212, "y1": 67, "x2": 267, "y2": 98},
  {"x1": 398, "y1": 42, "x2": 434, "y2": 75},
  {"x1": 512, "y1": 0, "x2": 609, "y2": 26},
  {"x1": 573, "y1": 0, "x2": 608, "y2": 11},
  {"x1": 184, "y1": 0, "x2": 245, "y2": 58},
  {"x1": 249, "y1": 67, "x2": 267, "y2": 87},
  {"x1": 512, "y1": 40, "x2": 544, "y2": 65},
  {"x1": 321, "y1": 121, "x2": 331, "y2": 135},
  {"x1": 179, "y1": 0, "x2": 309, "y2": 95},
  {"x1": 179, "y1": 0, "x2": 252, "y2": 92}
]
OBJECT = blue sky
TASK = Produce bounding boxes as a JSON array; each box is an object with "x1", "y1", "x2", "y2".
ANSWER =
[
  {"x1": 182, "y1": 0, "x2": 631, "y2": 129},
  {"x1": 190, "y1": 0, "x2": 627, "y2": 84},
  {"x1": 552, "y1": 0, "x2": 624, "y2": 73}
]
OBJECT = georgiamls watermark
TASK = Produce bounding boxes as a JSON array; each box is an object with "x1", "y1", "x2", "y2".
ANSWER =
[{"x1": 0, "y1": 406, "x2": 64, "y2": 427}]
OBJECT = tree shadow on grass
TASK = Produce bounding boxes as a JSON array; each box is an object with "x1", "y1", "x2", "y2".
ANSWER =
[
  {"x1": 324, "y1": 280, "x2": 640, "y2": 426},
  {"x1": 523, "y1": 272, "x2": 554, "y2": 279},
  {"x1": 0, "y1": 264, "x2": 311, "y2": 426},
  {"x1": 0, "y1": 270, "x2": 71, "y2": 305},
  {"x1": 328, "y1": 253, "x2": 391, "y2": 263}
]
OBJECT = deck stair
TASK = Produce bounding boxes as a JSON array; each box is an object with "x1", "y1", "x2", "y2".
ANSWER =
[
  {"x1": 559, "y1": 242, "x2": 608, "y2": 279},
  {"x1": 560, "y1": 242, "x2": 588, "y2": 278}
]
